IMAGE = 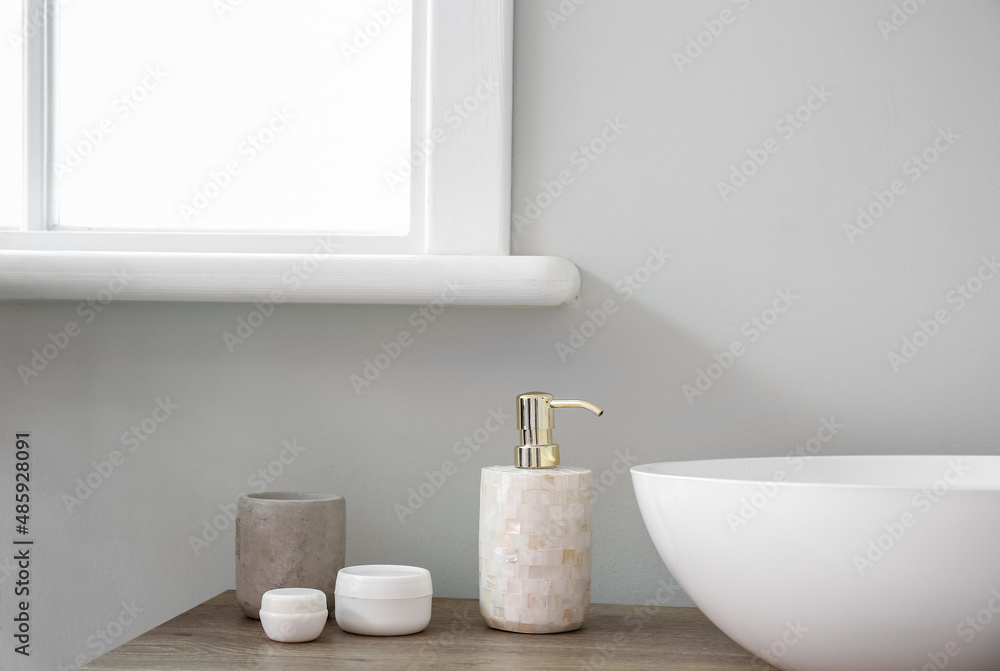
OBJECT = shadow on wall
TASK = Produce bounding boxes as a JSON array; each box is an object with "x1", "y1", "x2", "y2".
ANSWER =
[{"x1": 0, "y1": 269, "x2": 846, "y2": 667}]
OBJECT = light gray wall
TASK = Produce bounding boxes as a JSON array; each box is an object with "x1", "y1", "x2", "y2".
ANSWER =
[{"x1": 3, "y1": 1, "x2": 1000, "y2": 667}]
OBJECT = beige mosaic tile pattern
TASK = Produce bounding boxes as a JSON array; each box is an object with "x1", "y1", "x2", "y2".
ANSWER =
[{"x1": 478, "y1": 466, "x2": 592, "y2": 633}]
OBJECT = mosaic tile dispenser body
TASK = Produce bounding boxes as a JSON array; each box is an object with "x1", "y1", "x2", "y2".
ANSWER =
[{"x1": 478, "y1": 392, "x2": 604, "y2": 634}]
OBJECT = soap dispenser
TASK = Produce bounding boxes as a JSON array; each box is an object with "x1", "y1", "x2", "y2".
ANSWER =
[{"x1": 479, "y1": 392, "x2": 603, "y2": 634}]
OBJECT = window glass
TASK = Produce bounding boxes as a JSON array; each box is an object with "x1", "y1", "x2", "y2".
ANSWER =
[
  {"x1": 58, "y1": 1, "x2": 411, "y2": 234},
  {"x1": 0, "y1": 1, "x2": 23, "y2": 229}
]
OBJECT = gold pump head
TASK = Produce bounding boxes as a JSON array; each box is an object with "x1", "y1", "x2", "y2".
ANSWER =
[{"x1": 514, "y1": 392, "x2": 603, "y2": 468}]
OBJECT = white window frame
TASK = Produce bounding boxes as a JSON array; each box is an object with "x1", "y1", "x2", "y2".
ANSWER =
[{"x1": 0, "y1": 0, "x2": 580, "y2": 305}]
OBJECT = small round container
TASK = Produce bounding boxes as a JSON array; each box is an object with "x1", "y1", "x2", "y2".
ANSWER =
[
  {"x1": 259, "y1": 588, "x2": 328, "y2": 643},
  {"x1": 335, "y1": 565, "x2": 432, "y2": 636}
]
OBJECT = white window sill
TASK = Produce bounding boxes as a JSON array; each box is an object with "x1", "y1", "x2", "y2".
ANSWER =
[{"x1": 0, "y1": 249, "x2": 580, "y2": 306}]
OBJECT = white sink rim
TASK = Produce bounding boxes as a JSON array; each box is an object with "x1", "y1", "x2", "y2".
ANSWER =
[{"x1": 632, "y1": 454, "x2": 1000, "y2": 491}]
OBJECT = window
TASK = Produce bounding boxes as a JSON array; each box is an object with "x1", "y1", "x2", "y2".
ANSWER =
[{"x1": 0, "y1": 0, "x2": 579, "y2": 305}]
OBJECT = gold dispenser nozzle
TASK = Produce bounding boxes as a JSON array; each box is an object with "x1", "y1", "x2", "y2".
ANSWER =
[{"x1": 514, "y1": 392, "x2": 603, "y2": 468}]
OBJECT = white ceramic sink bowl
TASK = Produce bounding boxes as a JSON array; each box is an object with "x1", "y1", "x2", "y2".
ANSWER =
[{"x1": 632, "y1": 455, "x2": 1000, "y2": 671}]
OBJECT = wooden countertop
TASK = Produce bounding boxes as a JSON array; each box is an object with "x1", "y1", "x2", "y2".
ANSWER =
[{"x1": 83, "y1": 591, "x2": 768, "y2": 670}]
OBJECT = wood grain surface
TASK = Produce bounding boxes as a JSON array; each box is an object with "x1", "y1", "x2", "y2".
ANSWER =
[{"x1": 83, "y1": 592, "x2": 772, "y2": 670}]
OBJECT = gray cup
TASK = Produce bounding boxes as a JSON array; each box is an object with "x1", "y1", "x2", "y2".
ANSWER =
[{"x1": 236, "y1": 492, "x2": 346, "y2": 619}]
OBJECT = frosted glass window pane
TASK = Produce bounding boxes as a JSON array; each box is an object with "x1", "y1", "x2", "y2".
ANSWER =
[
  {"x1": 58, "y1": 1, "x2": 411, "y2": 234},
  {"x1": 0, "y1": 1, "x2": 23, "y2": 229}
]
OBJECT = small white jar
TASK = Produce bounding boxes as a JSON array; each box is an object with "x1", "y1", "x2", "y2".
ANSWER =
[
  {"x1": 335, "y1": 565, "x2": 432, "y2": 636},
  {"x1": 259, "y1": 588, "x2": 328, "y2": 643}
]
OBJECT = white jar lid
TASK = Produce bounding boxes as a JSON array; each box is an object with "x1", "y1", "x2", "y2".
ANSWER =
[
  {"x1": 335, "y1": 565, "x2": 432, "y2": 600},
  {"x1": 260, "y1": 588, "x2": 328, "y2": 615}
]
